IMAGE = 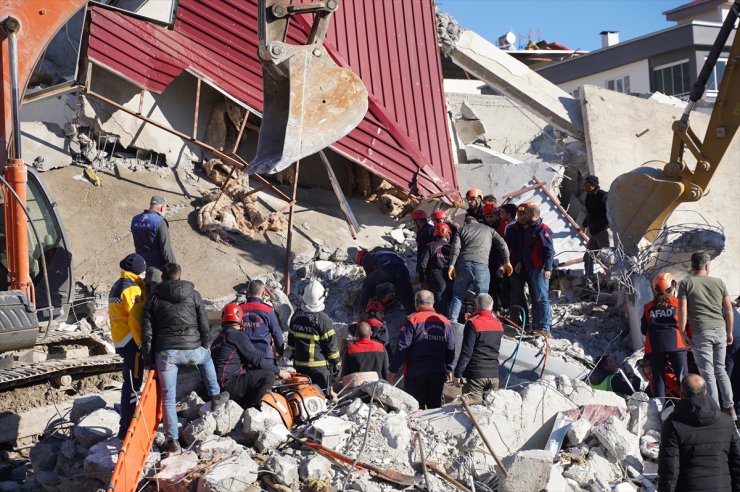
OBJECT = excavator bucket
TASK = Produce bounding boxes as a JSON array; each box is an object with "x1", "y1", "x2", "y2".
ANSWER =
[
  {"x1": 607, "y1": 163, "x2": 685, "y2": 252},
  {"x1": 247, "y1": 0, "x2": 368, "y2": 175}
]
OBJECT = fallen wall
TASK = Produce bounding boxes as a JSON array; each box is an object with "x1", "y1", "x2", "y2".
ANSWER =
[{"x1": 580, "y1": 85, "x2": 740, "y2": 295}]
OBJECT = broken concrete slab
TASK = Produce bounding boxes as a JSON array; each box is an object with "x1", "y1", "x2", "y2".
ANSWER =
[
  {"x1": 73, "y1": 408, "x2": 119, "y2": 448},
  {"x1": 306, "y1": 416, "x2": 352, "y2": 449},
  {"x1": 70, "y1": 394, "x2": 107, "y2": 423},
  {"x1": 381, "y1": 413, "x2": 411, "y2": 450},
  {"x1": 566, "y1": 419, "x2": 592, "y2": 446},
  {"x1": 592, "y1": 416, "x2": 641, "y2": 465},
  {"x1": 587, "y1": 446, "x2": 622, "y2": 483},
  {"x1": 255, "y1": 424, "x2": 290, "y2": 453},
  {"x1": 197, "y1": 453, "x2": 258, "y2": 492},
  {"x1": 151, "y1": 451, "x2": 200, "y2": 492},
  {"x1": 499, "y1": 449, "x2": 557, "y2": 492},
  {"x1": 82, "y1": 438, "x2": 120, "y2": 481},
  {"x1": 439, "y1": 23, "x2": 583, "y2": 139},
  {"x1": 198, "y1": 400, "x2": 243, "y2": 435},
  {"x1": 266, "y1": 454, "x2": 299, "y2": 489},
  {"x1": 363, "y1": 382, "x2": 419, "y2": 414},
  {"x1": 299, "y1": 455, "x2": 333, "y2": 482},
  {"x1": 580, "y1": 85, "x2": 740, "y2": 294},
  {"x1": 181, "y1": 414, "x2": 217, "y2": 446},
  {"x1": 195, "y1": 436, "x2": 240, "y2": 460},
  {"x1": 455, "y1": 101, "x2": 487, "y2": 145}
]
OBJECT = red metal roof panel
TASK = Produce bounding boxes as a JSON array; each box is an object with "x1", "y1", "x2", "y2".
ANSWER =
[{"x1": 86, "y1": 0, "x2": 457, "y2": 198}]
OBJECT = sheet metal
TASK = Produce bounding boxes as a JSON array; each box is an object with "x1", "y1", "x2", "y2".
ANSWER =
[{"x1": 86, "y1": 0, "x2": 458, "y2": 199}]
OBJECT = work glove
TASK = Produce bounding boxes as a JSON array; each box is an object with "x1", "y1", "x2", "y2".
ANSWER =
[
  {"x1": 447, "y1": 266, "x2": 456, "y2": 280},
  {"x1": 503, "y1": 263, "x2": 513, "y2": 276}
]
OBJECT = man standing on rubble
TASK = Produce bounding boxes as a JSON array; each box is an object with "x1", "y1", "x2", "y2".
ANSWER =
[
  {"x1": 388, "y1": 290, "x2": 455, "y2": 409},
  {"x1": 108, "y1": 253, "x2": 147, "y2": 441},
  {"x1": 483, "y1": 202, "x2": 506, "y2": 313},
  {"x1": 288, "y1": 279, "x2": 341, "y2": 392},
  {"x1": 658, "y1": 374, "x2": 740, "y2": 491},
  {"x1": 419, "y1": 222, "x2": 453, "y2": 316},
  {"x1": 131, "y1": 195, "x2": 176, "y2": 295},
  {"x1": 678, "y1": 252, "x2": 735, "y2": 419},
  {"x1": 141, "y1": 263, "x2": 228, "y2": 454},
  {"x1": 448, "y1": 217, "x2": 511, "y2": 324},
  {"x1": 411, "y1": 210, "x2": 434, "y2": 284},
  {"x1": 505, "y1": 203, "x2": 555, "y2": 334},
  {"x1": 239, "y1": 279, "x2": 284, "y2": 364},
  {"x1": 342, "y1": 322, "x2": 388, "y2": 383},
  {"x1": 453, "y1": 294, "x2": 504, "y2": 399},
  {"x1": 211, "y1": 304, "x2": 291, "y2": 409},
  {"x1": 582, "y1": 176, "x2": 610, "y2": 284},
  {"x1": 355, "y1": 247, "x2": 415, "y2": 315},
  {"x1": 465, "y1": 188, "x2": 485, "y2": 223}
]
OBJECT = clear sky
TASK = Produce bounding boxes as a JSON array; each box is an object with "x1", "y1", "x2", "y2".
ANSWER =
[{"x1": 439, "y1": 0, "x2": 682, "y2": 52}]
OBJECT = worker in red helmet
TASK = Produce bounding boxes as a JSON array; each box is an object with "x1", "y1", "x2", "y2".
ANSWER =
[
  {"x1": 641, "y1": 273, "x2": 687, "y2": 399},
  {"x1": 211, "y1": 303, "x2": 291, "y2": 409},
  {"x1": 419, "y1": 222, "x2": 454, "y2": 315},
  {"x1": 430, "y1": 209, "x2": 459, "y2": 244},
  {"x1": 465, "y1": 188, "x2": 485, "y2": 223},
  {"x1": 411, "y1": 209, "x2": 435, "y2": 285},
  {"x1": 355, "y1": 246, "x2": 415, "y2": 315},
  {"x1": 349, "y1": 301, "x2": 390, "y2": 350}
]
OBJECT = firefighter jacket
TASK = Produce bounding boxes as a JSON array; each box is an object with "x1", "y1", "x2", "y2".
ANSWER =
[
  {"x1": 239, "y1": 296, "x2": 284, "y2": 359},
  {"x1": 505, "y1": 218, "x2": 555, "y2": 272},
  {"x1": 389, "y1": 307, "x2": 455, "y2": 378},
  {"x1": 453, "y1": 311, "x2": 504, "y2": 379},
  {"x1": 415, "y1": 223, "x2": 435, "y2": 276},
  {"x1": 419, "y1": 239, "x2": 452, "y2": 284},
  {"x1": 342, "y1": 338, "x2": 389, "y2": 380},
  {"x1": 108, "y1": 271, "x2": 145, "y2": 348},
  {"x1": 360, "y1": 247, "x2": 407, "y2": 275},
  {"x1": 210, "y1": 325, "x2": 278, "y2": 387},
  {"x1": 130, "y1": 210, "x2": 176, "y2": 270},
  {"x1": 288, "y1": 309, "x2": 341, "y2": 370},
  {"x1": 641, "y1": 296, "x2": 687, "y2": 354}
]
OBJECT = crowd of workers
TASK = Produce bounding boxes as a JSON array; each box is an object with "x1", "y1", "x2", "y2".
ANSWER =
[{"x1": 108, "y1": 190, "x2": 740, "y2": 489}]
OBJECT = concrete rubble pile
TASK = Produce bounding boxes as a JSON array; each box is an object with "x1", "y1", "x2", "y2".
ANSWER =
[{"x1": 19, "y1": 371, "x2": 666, "y2": 491}]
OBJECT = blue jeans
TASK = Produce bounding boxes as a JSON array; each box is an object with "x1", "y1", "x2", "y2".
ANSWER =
[
  {"x1": 155, "y1": 347, "x2": 221, "y2": 440},
  {"x1": 528, "y1": 268, "x2": 552, "y2": 332},
  {"x1": 449, "y1": 261, "x2": 490, "y2": 323}
]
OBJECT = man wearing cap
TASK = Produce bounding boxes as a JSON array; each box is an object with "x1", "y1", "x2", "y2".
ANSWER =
[
  {"x1": 131, "y1": 195, "x2": 177, "y2": 294},
  {"x1": 108, "y1": 253, "x2": 147, "y2": 440},
  {"x1": 582, "y1": 176, "x2": 610, "y2": 283}
]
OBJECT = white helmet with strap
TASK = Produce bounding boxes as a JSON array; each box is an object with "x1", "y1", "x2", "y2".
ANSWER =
[{"x1": 302, "y1": 279, "x2": 326, "y2": 313}]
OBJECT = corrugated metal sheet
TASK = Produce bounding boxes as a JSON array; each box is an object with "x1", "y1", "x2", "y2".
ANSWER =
[{"x1": 86, "y1": 0, "x2": 458, "y2": 198}]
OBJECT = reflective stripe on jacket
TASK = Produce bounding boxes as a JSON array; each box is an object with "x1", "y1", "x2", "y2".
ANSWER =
[
  {"x1": 641, "y1": 296, "x2": 687, "y2": 354},
  {"x1": 288, "y1": 309, "x2": 341, "y2": 369}
]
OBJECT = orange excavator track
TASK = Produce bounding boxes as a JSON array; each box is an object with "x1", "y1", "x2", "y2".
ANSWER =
[{"x1": 107, "y1": 370, "x2": 162, "y2": 492}]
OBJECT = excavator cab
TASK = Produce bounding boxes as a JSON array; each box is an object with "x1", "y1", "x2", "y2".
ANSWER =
[
  {"x1": 608, "y1": 1, "x2": 740, "y2": 251},
  {"x1": 246, "y1": 0, "x2": 368, "y2": 175}
]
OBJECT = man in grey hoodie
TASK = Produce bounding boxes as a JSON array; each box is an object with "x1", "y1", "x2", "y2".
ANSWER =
[{"x1": 447, "y1": 217, "x2": 511, "y2": 323}]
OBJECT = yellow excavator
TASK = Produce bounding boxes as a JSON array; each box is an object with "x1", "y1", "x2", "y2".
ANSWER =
[{"x1": 609, "y1": 1, "x2": 740, "y2": 251}]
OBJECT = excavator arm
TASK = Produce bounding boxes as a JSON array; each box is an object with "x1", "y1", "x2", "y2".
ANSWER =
[{"x1": 608, "y1": 1, "x2": 740, "y2": 251}]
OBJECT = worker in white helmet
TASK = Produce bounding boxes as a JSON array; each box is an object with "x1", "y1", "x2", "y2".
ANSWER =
[{"x1": 288, "y1": 279, "x2": 341, "y2": 392}]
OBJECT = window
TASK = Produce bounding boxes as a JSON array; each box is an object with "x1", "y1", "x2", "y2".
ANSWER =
[
  {"x1": 652, "y1": 60, "x2": 691, "y2": 96},
  {"x1": 706, "y1": 58, "x2": 727, "y2": 92},
  {"x1": 606, "y1": 76, "x2": 630, "y2": 93}
]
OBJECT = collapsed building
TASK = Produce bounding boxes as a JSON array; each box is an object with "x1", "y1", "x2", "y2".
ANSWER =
[{"x1": 0, "y1": 0, "x2": 738, "y2": 491}]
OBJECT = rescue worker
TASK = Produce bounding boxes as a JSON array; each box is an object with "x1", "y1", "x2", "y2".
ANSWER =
[
  {"x1": 430, "y1": 209, "x2": 459, "y2": 244},
  {"x1": 131, "y1": 195, "x2": 176, "y2": 295},
  {"x1": 108, "y1": 253, "x2": 147, "y2": 441},
  {"x1": 210, "y1": 304, "x2": 291, "y2": 409},
  {"x1": 448, "y1": 218, "x2": 511, "y2": 324},
  {"x1": 505, "y1": 203, "x2": 555, "y2": 334},
  {"x1": 483, "y1": 194, "x2": 497, "y2": 207},
  {"x1": 141, "y1": 263, "x2": 228, "y2": 454},
  {"x1": 288, "y1": 280, "x2": 341, "y2": 392},
  {"x1": 483, "y1": 202, "x2": 505, "y2": 313},
  {"x1": 453, "y1": 294, "x2": 504, "y2": 398},
  {"x1": 342, "y1": 322, "x2": 389, "y2": 382},
  {"x1": 641, "y1": 273, "x2": 688, "y2": 399},
  {"x1": 582, "y1": 176, "x2": 610, "y2": 283},
  {"x1": 355, "y1": 247, "x2": 415, "y2": 314},
  {"x1": 349, "y1": 301, "x2": 389, "y2": 349},
  {"x1": 497, "y1": 204, "x2": 517, "y2": 237},
  {"x1": 726, "y1": 296, "x2": 740, "y2": 414},
  {"x1": 465, "y1": 188, "x2": 485, "y2": 223},
  {"x1": 239, "y1": 279, "x2": 284, "y2": 363},
  {"x1": 411, "y1": 209, "x2": 435, "y2": 284},
  {"x1": 419, "y1": 222, "x2": 453, "y2": 316},
  {"x1": 388, "y1": 290, "x2": 455, "y2": 409}
]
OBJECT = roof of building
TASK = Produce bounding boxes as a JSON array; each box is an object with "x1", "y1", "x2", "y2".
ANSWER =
[{"x1": 86, "y1": 0, "x2": 458, "y2": 199}]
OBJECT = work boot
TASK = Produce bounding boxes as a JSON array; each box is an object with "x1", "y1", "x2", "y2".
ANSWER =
[
  {"x1": 211, "y1": 391, "x2": 230, "y2": 413},
  {"x1": 163, "y1": 439, "x2": 181, "y2": 455}
]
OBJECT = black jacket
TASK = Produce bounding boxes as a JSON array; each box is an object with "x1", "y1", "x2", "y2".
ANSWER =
[
  {"x1": 342, "y1": 338, "x2": 388, "y2": 380},
  {"x1": 141, "y1": 280, "x2": 210, "y2": 361},
  {"x1": 415, "y1": 223, "x2": 435, "y2": 276},
  {"x1": 658, "y1": 394, "x2": 740, "y2": 492},
  {"x1": 210, "y1": 325, "x2": 278, "y2": 386},
  {"x1": 453, "y1": 311, "x2": 503, "y2": 379},
  {"x1": 288, "y1": 309, "x2": 341, "y2": 370},
  {"x1": 419, "y1": 239, "x2": 452, "y2": 284},
  {"x1": 584, "y1": 188, "x2": 608, "y2": 234}
]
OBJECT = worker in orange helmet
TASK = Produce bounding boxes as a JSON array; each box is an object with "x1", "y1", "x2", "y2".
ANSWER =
[
  {"x1": 641, "y1": 273, "x2": 687, "y2": 399},
  {"x1": 465, "y1": 188, "x2": 485, "y2": 223}
]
